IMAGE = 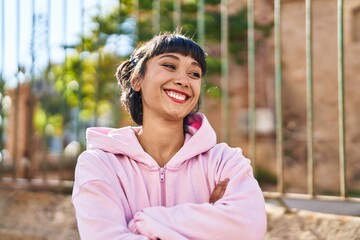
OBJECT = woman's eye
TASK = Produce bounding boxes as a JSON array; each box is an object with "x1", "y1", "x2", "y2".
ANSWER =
[
  {"x1": 189, "y1": 72, "x2": 201, "y2": 79},
  {"x1": 162, "y1": 63, "x2": 176, "y2": 70}
]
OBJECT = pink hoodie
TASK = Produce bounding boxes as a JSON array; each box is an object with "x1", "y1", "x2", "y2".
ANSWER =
[{"x1": 72, "y1": 113, "x2": 267, "y2": 239}]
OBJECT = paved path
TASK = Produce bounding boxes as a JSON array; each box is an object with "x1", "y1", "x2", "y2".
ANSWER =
[{"x1": 267, "y1": 197, "x2": 360, "y2": 217}]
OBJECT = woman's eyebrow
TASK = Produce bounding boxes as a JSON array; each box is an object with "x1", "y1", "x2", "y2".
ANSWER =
[
  {"x1": 159, "y1": 54, "x2": 180, "y2": 61},
  {"x1": 159, "y1": 54, "x2": 201, "y2": 68}
]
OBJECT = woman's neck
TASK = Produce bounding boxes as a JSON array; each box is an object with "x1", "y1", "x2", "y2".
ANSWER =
[{"x1": 136, "y1": 118, "x2": 185, "y2": 167}]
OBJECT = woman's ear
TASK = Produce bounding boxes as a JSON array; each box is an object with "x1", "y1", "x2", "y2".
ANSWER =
[{"x1": 130, "y1": 76, "x2": 141, "y2": 91}]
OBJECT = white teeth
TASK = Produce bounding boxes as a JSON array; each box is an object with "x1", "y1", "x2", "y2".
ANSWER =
[{"x1": 167, "y1": 91, "x2": 186, "y2": 101}]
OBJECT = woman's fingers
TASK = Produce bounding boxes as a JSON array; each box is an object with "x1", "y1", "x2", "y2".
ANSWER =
[{"x1": 209, "y1": 178, "x2": 230, "y2": 204}]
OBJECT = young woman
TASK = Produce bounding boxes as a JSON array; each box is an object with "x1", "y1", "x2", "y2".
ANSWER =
[{"x1": 72, "y1": 32, "x2": 267, "y2": 239}]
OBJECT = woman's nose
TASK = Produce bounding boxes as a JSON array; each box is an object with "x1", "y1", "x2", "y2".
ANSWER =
[{"x1": 174, "y1": 73, "x2": 190, "y2": 88}]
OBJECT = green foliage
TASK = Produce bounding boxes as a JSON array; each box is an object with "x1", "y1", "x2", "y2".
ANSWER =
[
  {"x1": 229, "y1": 8, "x2": 248, "y2": 64},
  {"x1": 206, "y1": 56, "x2": 221, "y2": 76},
  {"x1": 203, "y1": 14, "x2": 222, "y2": 43},
  {"x1": 255, "y1": 21, "x2": 274, "y2": 38},
  {"x1": 254, "y1": 167, "x2": 277, "y2": 185},
  {"x1": 204, "y1": 83, "x2": 221, "y2": 99},
  {"x1": 33, "y1": 104, "x2": 47, "y2": 135},
  {"x1": 33, "y1": 103, "x2": 64, "y2": 136},
  {"x1": 0, "y1": 76, "x2": 6, "y2": 126},
  {"x1": 49, "y1": 52, "x2": 119, "y2": 121},
  {"x1": 206, "y1": 0, "x2": 221, "y2": 5},
  {"x1": 348, "y1": 189, "x2": 360, "y2": 198}
]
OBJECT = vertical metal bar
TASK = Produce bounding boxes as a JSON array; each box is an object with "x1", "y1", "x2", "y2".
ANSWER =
[
  {"x1": 152, "y1": 0, "x2": 160, "y2": 34},
  {"x1": 58, "y1": 0, "x2": 68, "y2": 182},
  {"x1": 94, "y1": 0, "x2": 102, "y2": 126},
  {"x1": 0, "y1": 0, "x2": 3, "y2": 74},
  {"x1": 26, "y1": 0, "x2": 36, "y2": 181},
  {"x1": 173, "y1": 0, "x2": 181, "y2": 30},
  {"x1": 247, "y1": 0, "x2": 256, "y2": 171},
  {"x1": 221, "y1": 0, "x2": 229, "y2": 142},
  {"x1": 197, "y1": 0, "x2": 205, "y2": 109},
  {"x1": 305, "y1": 0, "x2": 315, "y2": 196},
  {"x1": 44, "y1": 0, "x2": 52, "y2": 182},
  {"x1": 274, "y1": 0, "x2": 284, "y2": 193},
  {"x1": 39, "y1": 1, "x2": 47, "y2": 182},
  {"x1": 134, "y1": 0, "x2": 139, "y2": 41},
  {"x1": 12, "y1": 0, "x2": 21, "y2": 180},
  {"x1": 337, "y1": 0, "x2": 347, "y2": 198},
  {"x1": 76, "y1": 0, "x2": 85, "y2": 143},
  {"x1": 0, "y1": 0, "x2": 5, "y2": 179},
  {"x1": 197, "y1": 0, "x2": 205, "y2": 48},
  {"x1": 46, "y1": 0, "x2": 51, "y2": 77}
]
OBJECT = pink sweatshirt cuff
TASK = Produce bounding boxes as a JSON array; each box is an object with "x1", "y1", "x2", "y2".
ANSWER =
[{"x1": 129, "y1": 212, "x2": 188, "y2": 240}]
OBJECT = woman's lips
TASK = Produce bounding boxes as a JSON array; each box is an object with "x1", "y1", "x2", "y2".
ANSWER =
[{"x1": 164, "y1": 89, "x2": 189, "y2": 103}]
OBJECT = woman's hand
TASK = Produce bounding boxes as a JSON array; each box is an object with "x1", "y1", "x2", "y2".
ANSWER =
[{"x1": 209, "y1": 178, "x2": 229, "y2": 204}]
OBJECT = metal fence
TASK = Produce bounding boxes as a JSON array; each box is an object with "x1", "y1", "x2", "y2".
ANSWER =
[
  {"x1": 0, "y1": 0, "x2": 359, "y2": 206},
  {"x1": 262, "y1": 0, "x2": 359, "y2": 205}
]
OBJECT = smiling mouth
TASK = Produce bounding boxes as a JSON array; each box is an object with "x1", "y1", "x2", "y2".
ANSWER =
[{"x1": 164, "y1": 90, "x2": 189, "y2": 102}]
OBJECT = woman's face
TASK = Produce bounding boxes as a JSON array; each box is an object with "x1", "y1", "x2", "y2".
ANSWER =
[{"x1": 133, "y1": 53, "x2": 202, "y2": 123}]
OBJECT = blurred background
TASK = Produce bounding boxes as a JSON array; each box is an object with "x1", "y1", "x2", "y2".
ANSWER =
[{"x1": 0, "y1": 0, "x2": 360, "y2": 202}]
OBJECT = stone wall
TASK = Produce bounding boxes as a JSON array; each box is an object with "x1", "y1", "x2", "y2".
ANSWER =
[
  {"x1": 1, "y1": 190, "x2": 359, "y2": 240},
  {"x1": 0, "y1": 190, "x2": 79, "y2": 240},
  {"x1": 266, "y1": 204, "x2": 360, "y2": 240}
]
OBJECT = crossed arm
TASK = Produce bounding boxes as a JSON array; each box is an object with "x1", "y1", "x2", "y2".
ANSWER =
[{"x1": 128, "y1": 179, "x2": 231, "y2": 240}]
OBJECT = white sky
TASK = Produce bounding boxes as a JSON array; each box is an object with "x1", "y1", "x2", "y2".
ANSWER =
[{"x1": 0, "y1": 0, "x2": 118, "y2": 87}]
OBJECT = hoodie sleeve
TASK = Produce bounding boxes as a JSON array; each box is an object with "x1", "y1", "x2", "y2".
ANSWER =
[
  {"x1": 129, "y1": 145, "x2": 267, "y2": 240},
  {"x1": 72, "y1": 150, "x2": 149, "y2": 240},
  {"x1": 128, "y1": 212, "x2": 188, "y2": 240}
]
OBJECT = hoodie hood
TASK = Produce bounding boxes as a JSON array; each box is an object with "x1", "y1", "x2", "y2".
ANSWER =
[{"x1": 86, "y1": 113, "x2": 217, "y2": 168}]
